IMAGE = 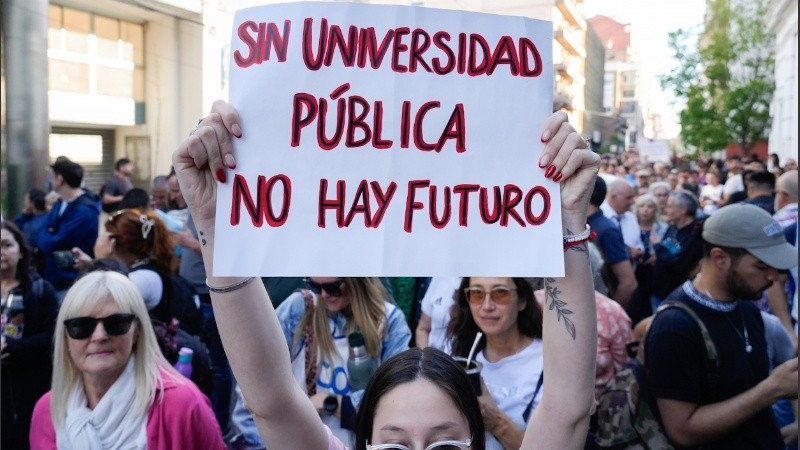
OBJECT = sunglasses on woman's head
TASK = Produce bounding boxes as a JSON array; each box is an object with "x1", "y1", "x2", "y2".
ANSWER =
[
  {"x1": 63, "y1": 313, "x2": 136, "y2": 340},
  {"x1": 303, "y1": 278, "x2": 344, "y2": 297},
  {"x1": 366, "y1": 437, "x2": 472, "y2": 450},
  {"x1": 464, "y1": 286, "x2": 517, "y2": 305}
]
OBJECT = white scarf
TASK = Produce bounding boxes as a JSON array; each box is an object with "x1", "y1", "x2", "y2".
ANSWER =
[{"x1": 56, "y1": 357, "x2": 148, "y2": 450}]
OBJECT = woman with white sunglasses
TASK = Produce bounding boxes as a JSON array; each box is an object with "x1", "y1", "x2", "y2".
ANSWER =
[{"x1": 174, "y1": 101, "x2": 599, "y2": 450}]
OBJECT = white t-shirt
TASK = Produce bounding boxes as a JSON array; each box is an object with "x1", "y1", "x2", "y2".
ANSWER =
[
  {"x1": 600, "y1": 203, "x2": 643, "y2": 251},
  {"x1": 419, "y1": 277, "x2": 462, "y2": 353},
  {"x1": 700, "y1": 184, "x2": 724, "y2": 215},
  {"x1": 477, "y1": 339, "x2": 544, "y2": 450},
  {"x1": 723, "y1": 173, "x2": 744, "y2": 196}
]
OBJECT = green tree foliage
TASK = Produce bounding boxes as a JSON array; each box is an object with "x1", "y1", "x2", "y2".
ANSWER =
[{"x1": 659, "y1": 0, "x2": 774, "y2": 156}]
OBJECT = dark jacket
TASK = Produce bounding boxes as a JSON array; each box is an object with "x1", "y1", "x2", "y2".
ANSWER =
[
  {"x1": 1, "y1": 274, "x2": 58, "y2": 450},
  {"x1": 652, "y1": 220, "x2": 704, "y2": 298},
  {"x1": 743, "y1": 195, "x2": 776, "y2": 215},
  {"x1": 38, "y1": 190, "x2": 100, "y2": 289}
]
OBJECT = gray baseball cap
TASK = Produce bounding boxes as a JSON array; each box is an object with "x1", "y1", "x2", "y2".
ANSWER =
[{"x1": 702, "y1": 203, "x2": 797, "y2": 270}]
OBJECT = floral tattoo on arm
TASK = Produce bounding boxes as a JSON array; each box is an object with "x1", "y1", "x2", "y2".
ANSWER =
[{"x1": 544, "y1": 277, "x2": 576, "y2": 340}]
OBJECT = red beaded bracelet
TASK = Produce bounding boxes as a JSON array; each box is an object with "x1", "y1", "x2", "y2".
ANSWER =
[
  {"x1": 563, "y1": 224, "x2": 596, "y2": 249},
  {"x1": 563, "y1": 231, "x2": 596, "y2": 249}
]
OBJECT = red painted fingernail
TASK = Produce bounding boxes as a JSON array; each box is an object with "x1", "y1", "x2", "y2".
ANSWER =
[
  {"x1": 216, "y1": 168, "x2": 227, "y2": 184},
  {"x1": 545, "y1": 165, "x2": 556, "y2": 178},
  {"x1": 553, "y1": 172, "x2": 563, "y2": 182},
  {"x1": 224, "y1": 154, "x2": 237, "y2": 169},
  {"x1": 539, "y1": 154, "x2": 551, "y2": 168}
]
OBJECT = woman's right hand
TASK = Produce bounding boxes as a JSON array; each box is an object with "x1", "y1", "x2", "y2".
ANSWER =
[
  {"x1": 71, "y1": 247, "x2": 93, "y2": 271},
  {"x1": 172, "y1": 100, "x2": 242, "y2": 240}
]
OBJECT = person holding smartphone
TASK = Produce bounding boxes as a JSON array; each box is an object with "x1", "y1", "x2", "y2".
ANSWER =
[{"x1": 37, "y1": 158, "x2": 100, "y2": 302}]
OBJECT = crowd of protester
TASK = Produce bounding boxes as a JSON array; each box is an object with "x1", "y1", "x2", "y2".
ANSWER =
[{"x1": 1, "y1": 144, "x2": 797, "y2": 449}]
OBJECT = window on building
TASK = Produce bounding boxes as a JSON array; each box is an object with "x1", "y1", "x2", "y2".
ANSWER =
[
  {"x1": 49, "y1": 134, "x2": 103, "y2": 164},
  {"x1": 47, "y1": 5, "x2": 144, "y2": 101}
]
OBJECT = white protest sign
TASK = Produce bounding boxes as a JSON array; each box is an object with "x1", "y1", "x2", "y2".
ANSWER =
[{"x1": 215, "y1": 1, "x2": 560, "y2": 276}]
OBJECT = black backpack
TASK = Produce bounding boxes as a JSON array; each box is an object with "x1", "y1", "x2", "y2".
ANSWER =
[
  {"x1": 152, "y1": 317, "x2": 213, "y2": 396},
  {"x1": 131, "y1": 265, "x2": 212, "y2": 395},
  {"x1": 143, "y1": 268, "x2": 207, "y2": 342},
  {"x1": 162, "y1": 273, "x2": 207, "y2": 340}
]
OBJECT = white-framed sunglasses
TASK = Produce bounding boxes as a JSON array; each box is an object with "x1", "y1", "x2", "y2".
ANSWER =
[{"x1": 365, "y1": 437, "x2": 472, "y2": 450}]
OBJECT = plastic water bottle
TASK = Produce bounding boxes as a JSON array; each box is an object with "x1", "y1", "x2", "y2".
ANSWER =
[
  {"x1": 347, "y1": 331, "x2": 376, "y2": 391},
  {"x1": 174, "y1": 347, "x2": 193, "y2": 379}
]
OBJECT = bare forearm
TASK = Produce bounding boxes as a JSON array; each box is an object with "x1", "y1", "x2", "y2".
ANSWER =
[
  {"x1": 201, "y1": 235, "x2": 328, "y2": 449},
  {"x1": 103, "y1": 194, "x2": 123, "y2": 204},
  {"x1": 486, "y1": 411, "x2": 524, "y2": 450},
  {"x1": 415, "y1": 314, "x2": 432, "y2": 348},
  {"x1": 182, "y1": 235, "x2": 202, "y2": 253},
  {"x1": 610, "y1": 263, "x2": 637, "y2": 306},
  {"x1": 415, "y1": 328, "x2": 430, "y2": 348},
  {"x1": 526, "y1": 220, "x2": 596, "y2": 450},
  {"x1": 659, "y1": 382, "x2": 779, "y2": 446}
]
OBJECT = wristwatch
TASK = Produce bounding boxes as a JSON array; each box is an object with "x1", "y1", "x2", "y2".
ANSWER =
[{"x1": 323, "y1": 395, "x2": 339, "y2": 415}]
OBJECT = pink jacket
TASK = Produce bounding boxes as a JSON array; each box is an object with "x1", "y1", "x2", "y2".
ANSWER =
[{"x1": 30, "y1": 370, "x2": 226, "y2": 450}]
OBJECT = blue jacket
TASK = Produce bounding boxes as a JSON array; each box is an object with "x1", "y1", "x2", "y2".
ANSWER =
[
  {"x1": 38, "y1": 191, "x2": 100, "y2": 289},
  {"x1": 13, "y1": 213, "x2": 48, "y2": 252}
]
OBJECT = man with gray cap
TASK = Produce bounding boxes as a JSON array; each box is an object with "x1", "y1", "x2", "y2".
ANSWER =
[{"x1": 644, "y1": 203, "x2": 798, "y2": 449}]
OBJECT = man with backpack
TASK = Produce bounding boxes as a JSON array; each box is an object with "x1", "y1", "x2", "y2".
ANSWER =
[{"x1": 645, "y1": 203, "x2": 798, "y2": 449}]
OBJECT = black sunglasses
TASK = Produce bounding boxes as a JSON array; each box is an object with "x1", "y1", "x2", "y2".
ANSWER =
[
  {"x1": 63, "y1": 313, "x2": 137, "y2": 340},
  {"x1": 303, "y1": 278, "x2": 345, "y2": 297}
]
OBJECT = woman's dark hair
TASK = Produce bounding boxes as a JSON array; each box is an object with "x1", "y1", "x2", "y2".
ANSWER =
[
  {"x1": 27, "y1": 188, "x2": 47, "y2": 212},
  {"x1": 77, "y1": 257, "x2": 130, "y2": 279},
  {"x1": 448, "y1": 277, "x2": 543, "y2": 358},
  {"x1": 119, "y1": 188, "x2": 151, "y2": 211},
  {"x1": 1, "y1": 221, "x2": 34, "y2": 286},
  {"x1": 354, "y1": 347, "x2": 485, "y2": 450}
]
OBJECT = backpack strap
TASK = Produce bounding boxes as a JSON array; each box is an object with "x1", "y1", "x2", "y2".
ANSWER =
[
  {"x1": 652, "y1": 301, "x2": 719, "y2": 386},
  {"x1": 521, "y1": 371, "x2": 544, "y2": 423},
  {"x1": 302, "y1": 290, "x2": 317, "y2": 396}
]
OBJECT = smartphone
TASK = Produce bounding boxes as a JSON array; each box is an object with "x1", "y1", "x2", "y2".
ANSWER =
[{"x1": 53, "y1": 250, "x2": 76, "y2": 268}]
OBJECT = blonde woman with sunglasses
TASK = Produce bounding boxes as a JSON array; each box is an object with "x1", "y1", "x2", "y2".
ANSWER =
[
  {"x1": 173, "y1": 101, "x2": 599, "y2": 450},
  {"x1": 29, "y1": 271, "x2": 226, "y2": 449}
]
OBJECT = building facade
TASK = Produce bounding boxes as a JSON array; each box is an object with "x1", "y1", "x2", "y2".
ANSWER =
[
  {"x1": 766, "y1": 0, "x2": 798, "y2": 164},
  {"x1": 2, "y1": 0, "x2": 605, "y2": 216},
  {"x1": 2, "y1": 0, "x2": 227, "y2": 210},
  {"x1": 587, "y1": 15, "x2": 644, "y2": 153}
]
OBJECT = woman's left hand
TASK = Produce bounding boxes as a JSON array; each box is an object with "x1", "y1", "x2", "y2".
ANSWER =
[
  {"x1": 477, "y1": 377, "x2": 502, "y2": 431},
  {"x1": 538, "y1": 111, "x2": 600, "y2": 225}
]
